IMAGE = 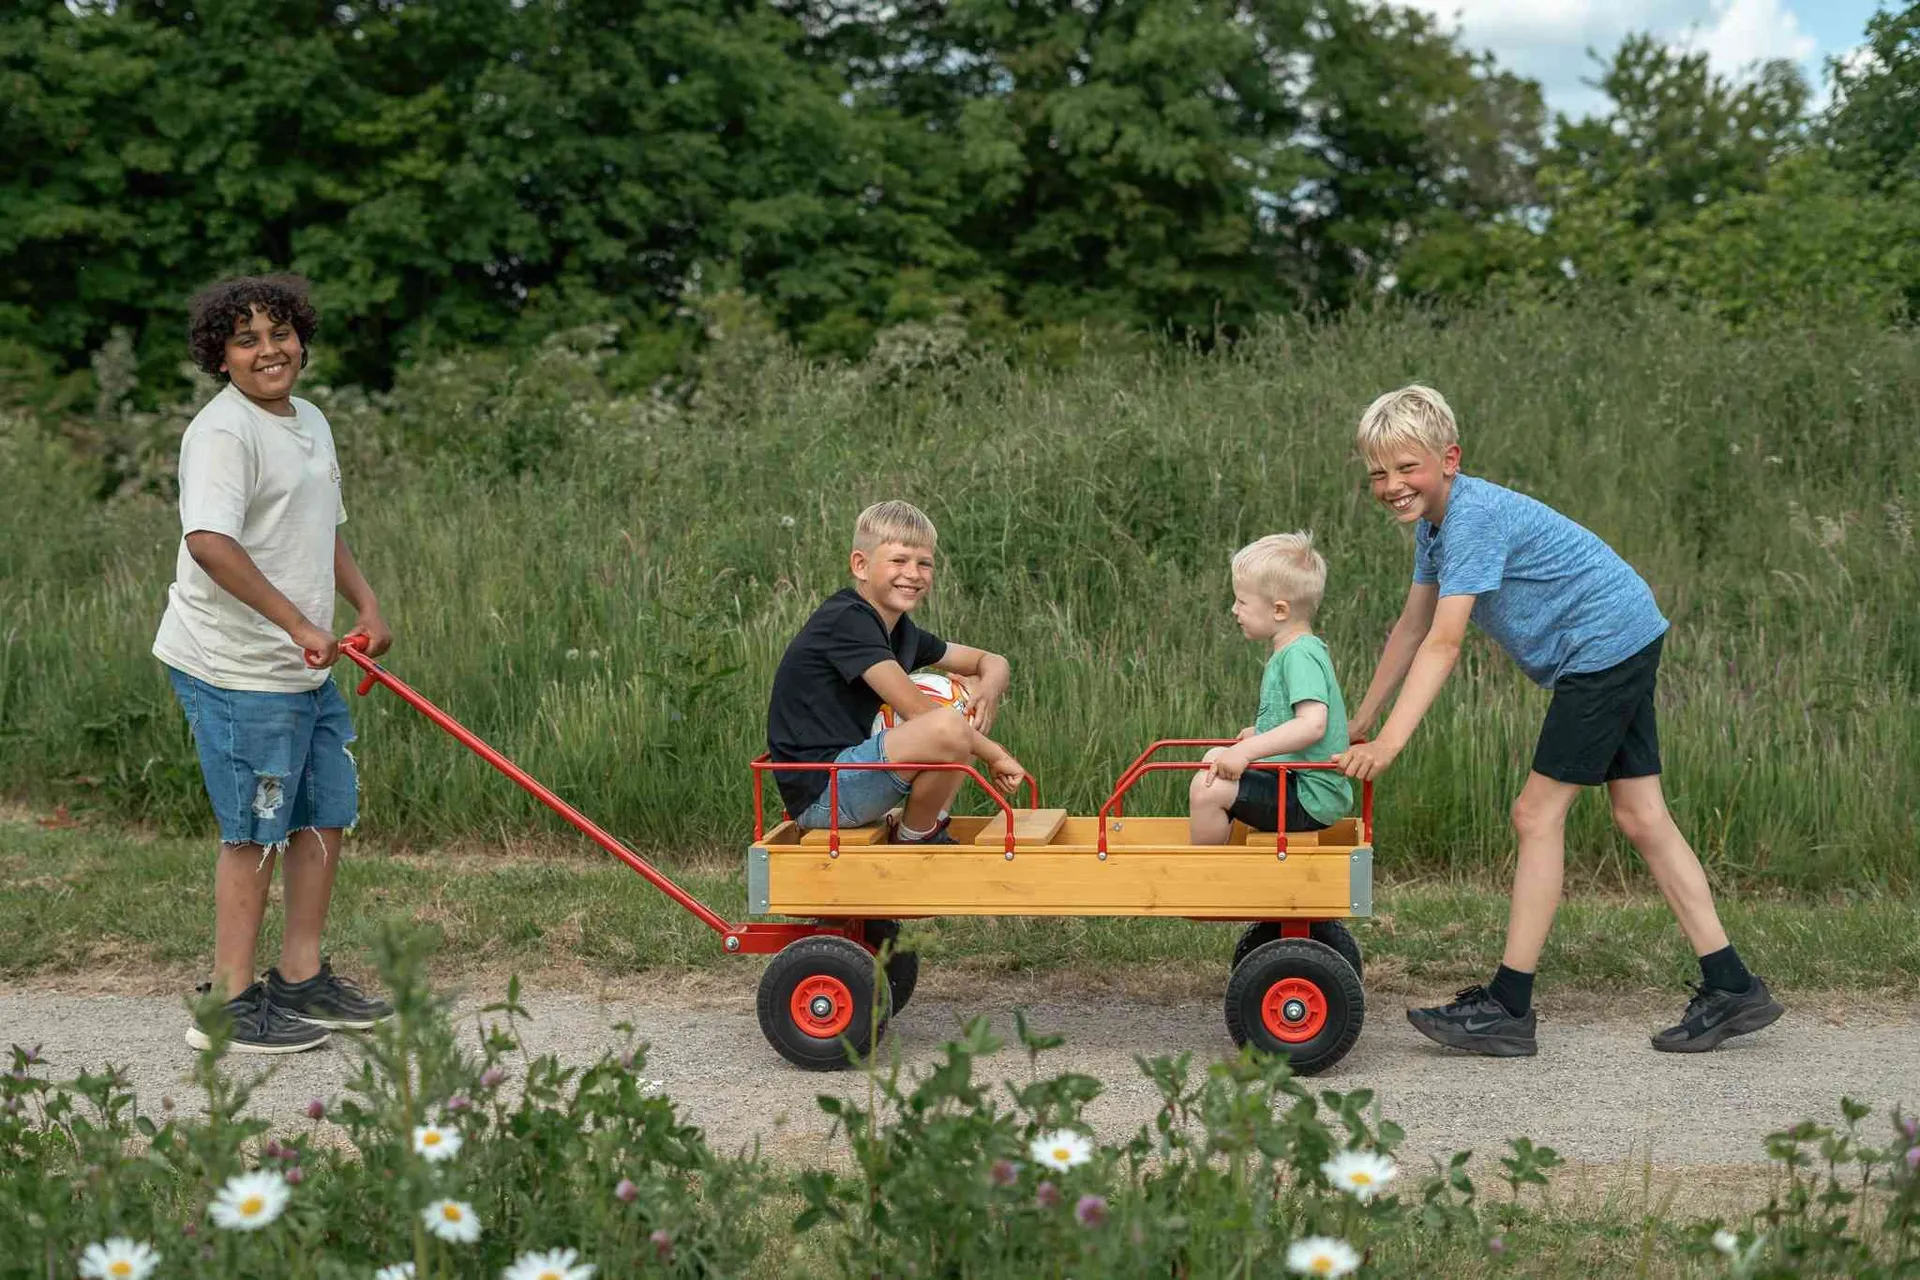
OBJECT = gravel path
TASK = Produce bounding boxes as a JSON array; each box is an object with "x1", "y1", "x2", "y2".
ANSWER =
[{"x1": 5, "y1": 978, "x2": 1914, "y2": 1183}]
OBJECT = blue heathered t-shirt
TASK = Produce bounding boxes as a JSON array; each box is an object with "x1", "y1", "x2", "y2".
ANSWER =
[{"x1": 1413, "y1": 475, "x2": 1668, "y2": 687}]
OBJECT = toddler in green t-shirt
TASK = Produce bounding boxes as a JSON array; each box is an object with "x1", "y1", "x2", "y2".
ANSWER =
[{"x1": 1189, "y1": 532, "x2": 1353, "y2": 843}]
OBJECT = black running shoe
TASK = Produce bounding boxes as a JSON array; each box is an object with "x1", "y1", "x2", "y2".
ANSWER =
[
  {"x1": 1407, "y1": 984, "x2": 1538, "y2": 1057},
  {"x1": 185, "y1": 982, "x2": 331, "y2": 1055},
  {"x1": 894, "y1": 828, "x2": 959, "y2": 846},
  {"x1": 1650, "y1": 977, "x2": 1783, "y2": 1053},
  {"x1": 267, "y1": 959, "x2": 394, "y2": 1031}
]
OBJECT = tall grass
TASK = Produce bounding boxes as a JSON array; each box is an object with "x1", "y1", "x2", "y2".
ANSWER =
[{"x1": 4, "y1": 300, "x2": 1916, "y2": 890}]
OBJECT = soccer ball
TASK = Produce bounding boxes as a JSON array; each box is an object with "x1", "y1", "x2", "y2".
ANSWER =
[{"x1": 872, "y1": 672, "x2": 970, "y2": 734}]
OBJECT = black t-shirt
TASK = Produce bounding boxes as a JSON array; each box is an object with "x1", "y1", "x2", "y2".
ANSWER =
[{"x1": 767, "y1": 588, "x2": 947, "y2": 816}]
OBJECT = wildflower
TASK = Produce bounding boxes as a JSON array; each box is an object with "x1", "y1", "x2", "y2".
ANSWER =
[
  {"x1": 479, "y1": 1066, "x2": 508, "y2": 1090},
  {"x1": 618, "y1": 1049, "x2": 636, "y2": 1071},
  {"x1": 422, "y1": 1199, "x2": 482, "y2": 1244},
  {"x1": 1906, "y1": 1146, "x2": 1919, "y2": 1173},
  {"x1": 78, "y1": 1237, "x2": 161, "y2": 1280},
  {"x1": 1029, "y1": 1128, "x2": 1093, "y2": 1171},
  {"x1": 306, "y1": 1098, "x2": 326, "y2": 1121},
  {"x1": 1901, "y1": 1116, "x2": 1917, "y2": 1142},
  {"x1": 1286, "y1": 1237, "x2": 1361, "y2": 1277},
  {"x1": 779, "y1": 515, "x2": 796, "y2": 529},
  {"x1": 446, "y1": 1094, "x2": 472, "y2": 1114},
  {"x1": 614, "y1": 1178, "x2": 639, "y2": 1203},
  {"x1": 283, "y1": 1166, "x2": 304, "y2": 1186},
  {"x1": 1074, "y1": 1194, "x2": 1107, "y2": 1227},
  {"x1": 209, "y1": 1170, "x2": 290, "y2": 1231},
  {"x1": 502, "y1": 1247, "x2": 595, "y2": 1280},
  {"x1": 1034, "y1": 1181, "x2": 1062, "y2": 1210},
  {"x1": 374, "y1": 1265, "x2": 416, "y2": 1280},
  {"x1": 649, "y1": 1229, "x2": 672, "y2": 1262},
  {"x1": 1488, "y1": 1234, "x2": 1506, "y2": 1254},
  {"x1": 1712, "y1": 1229, "x2": 1740, "y2": 1255},
  {"x1": 264, "y1": 1138, "x2": 285, "y2": 1160},
  {"x1": 1321, "y1": 1150, "x2": 1397, "y2": 1202},
  {"x1": 565, "y1": 649, "x2": 581, "y2": 660},
  {"x1": 22, "y1": 1045, "x2": 41, "y2": 1065},
  {"x1": 413, "y1": 1123, "x2": 462, "y2": 1162},
  {"x1": 989, "y1": 1158, "x2": 1019, "y2": 1187}
]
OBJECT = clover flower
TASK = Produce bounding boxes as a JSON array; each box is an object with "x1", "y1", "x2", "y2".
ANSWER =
[{"x1": 1074, "y1": 1194, "x2": 1107, "y2": 1227}]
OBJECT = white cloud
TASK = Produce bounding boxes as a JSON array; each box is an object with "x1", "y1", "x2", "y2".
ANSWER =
[{"x1": 1682, "y1": 0, "x2": 1816, "y2": 76}]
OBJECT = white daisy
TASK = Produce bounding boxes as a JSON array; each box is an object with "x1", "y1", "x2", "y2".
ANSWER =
[
  {"x1": 412, "y1": 1123, "x2": 463, "y2": 1162},
  {"x1": 1321, "y1": 1149, "x2": 1398, "y2": 1201},
  {"x1": 422, "y1": 1198, "x2": 483, "y2": 1244},
  {"x1": 1712, "y1": 1228, "x2": 1740, "y2": 1255},
  {"x1": 501, "y1": 1247, "x2": 597, "y2": 1280},
  {"x1": 375, "y1": 1266, "x2": 416, "y2": 1280},
  {"x1": 209, "y1": 1170, "x2": 290, "y2": 1231},
  {"x1": 1028, "y1": 1128, "x2": 1094, "y2": 1172},
  {"x1": 77, "y1": 1238, "x2": 161, "y2": 1280},
  {"x1": 1286, "y1": 1236, "x2": 1361, "y2": 1277}
]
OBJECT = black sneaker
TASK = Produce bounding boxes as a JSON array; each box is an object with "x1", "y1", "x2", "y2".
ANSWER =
[
  {"x1": 894, "y1": 828, "x2": 959, "y2": 846},
  {"x1": 186, "y1": 983, "x2": 331, "y2": 1055},
  {"x1": 1407, "y1": 984, "x2": 1538, "y2": 1057},
  {"x1": 267, "y1": 959, "x2": 394, "y2": 1031},
  {"x1": 1651, "y1": 977, "x2": 1783, "y2": 1053}
]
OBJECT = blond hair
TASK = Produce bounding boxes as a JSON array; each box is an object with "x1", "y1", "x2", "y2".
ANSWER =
[
  {"x1": 1356, "y1": 384, "x2": 1459, "y2": 461},
  {"x1": 1232, "y1": 531, "x2": 1327, "y2": 620},
  {"x1": 853, "y1": 500, "x2": 937, "y2": 554}
]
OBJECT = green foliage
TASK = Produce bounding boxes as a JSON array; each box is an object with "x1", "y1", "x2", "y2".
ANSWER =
[
  {"x1": 2, "y1": 302, "x2": 1917, "y2": 891},
  {"x1": 5, "y1": 941, "x2": 1919, "y2": 1275}
]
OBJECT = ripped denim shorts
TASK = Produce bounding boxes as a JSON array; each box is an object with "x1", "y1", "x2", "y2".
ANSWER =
[{"x1": 165, "y1": 666, "x2": 359, "y2": 849}]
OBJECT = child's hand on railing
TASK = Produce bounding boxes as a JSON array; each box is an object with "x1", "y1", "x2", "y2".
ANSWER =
[
  {"x1": 989, "y1": 751, "x2": 1027, "y2": 796},
  {"x1": 1204, "y1": 745, "x2": 1250, "y2": 785}
]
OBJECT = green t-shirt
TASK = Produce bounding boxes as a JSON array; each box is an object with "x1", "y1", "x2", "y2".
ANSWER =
[{"x1": 1254, "y1": 633, "x2": 1353, "y2": 825}]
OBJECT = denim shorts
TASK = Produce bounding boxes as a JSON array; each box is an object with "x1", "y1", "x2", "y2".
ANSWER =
[
  {"x1": 796, "y1": 732, "x2": 912, "y2": 830},
  {"x1": 166, "y1": 666, "x2": 359, "y2": 848}
]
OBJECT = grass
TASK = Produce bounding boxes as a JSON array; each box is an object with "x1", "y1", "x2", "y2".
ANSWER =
[
  {"x1": 4, "y1": 815, "x2": 1915, "y2": 997},
  {"x1": 3, "y1": 300, "x2": 1917, "y2": 892}
]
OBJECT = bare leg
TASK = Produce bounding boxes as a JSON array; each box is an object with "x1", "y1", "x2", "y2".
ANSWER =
[
  {"x1": 1188, "y1": 748, "x2": 1236, "y2": 844},
  {"x1": 278, "y1": 827, "x2": 343, "y2": 983},
  {"x1": 1500, "y1": 772, "x2": 1583, "y2": 972},
  {"x1": 883, "y1": 708, "x2": 974, "y2": 831},
  {"x1": 213, "y1": 842, "x2": 277, "y2": 999},
  {"x1": 1606, "y1": 775, "x2": 1730, "y2": 955}
]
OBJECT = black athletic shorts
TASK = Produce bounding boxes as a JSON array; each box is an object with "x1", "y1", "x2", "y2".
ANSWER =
[
  {"x1": 1228, "y1": 768, "x2": 1331, "y2": 833},
  {"x1": 1533, "y1": 634, "x2": 1664, "y2": 786}
]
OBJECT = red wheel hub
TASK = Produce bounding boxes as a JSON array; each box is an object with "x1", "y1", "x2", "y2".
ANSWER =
[
  {"x1": 790, "y1": 975, "x2": 854, "y2": 1038},
  {"x1": 1260, "y1": 977, "x2": 1328, "y2": 1043}
]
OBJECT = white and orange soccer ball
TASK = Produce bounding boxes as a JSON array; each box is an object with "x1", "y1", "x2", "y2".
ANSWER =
[{"x1": 872, "y1": 672, "x2": 970, "y2": 734}]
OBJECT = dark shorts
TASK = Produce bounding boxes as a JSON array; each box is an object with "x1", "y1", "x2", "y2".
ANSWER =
[
  {"x1": 1533, "y1": 635, "x2": 1664, "y2": 786},
  {"x1": 1228, "y1": 768, "x2": 1331, "y2": 834}
]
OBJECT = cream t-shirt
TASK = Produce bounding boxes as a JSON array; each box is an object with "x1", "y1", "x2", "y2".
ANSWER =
[{"x1": 152, "y1": 383, "x2": 347, "y2": 692}]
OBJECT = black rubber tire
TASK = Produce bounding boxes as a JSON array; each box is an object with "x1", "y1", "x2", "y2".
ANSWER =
[
  {"x1": 1232, "y1": 921, "x2": 1363, "y2": 979},
  {"x1": 862, "y1": 920, "x2": 920, "y2": 1016},
  {"x1": 1224, "y1": 938, "x2": 1365, "y2": 1076},
  {"x1": 757, "y1": 936, "x2": 891, "y2": 1071}
]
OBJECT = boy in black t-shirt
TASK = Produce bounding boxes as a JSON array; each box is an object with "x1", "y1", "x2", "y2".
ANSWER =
[{"x1": 768, "y1": 501, "x2": 1026, "y2": 844}]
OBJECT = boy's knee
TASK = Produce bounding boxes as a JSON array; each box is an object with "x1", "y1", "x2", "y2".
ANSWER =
[
  {"x1": 1609, "y1": 794, "x2": 1669, "y2": 845},
  {"x1": 1510, "y1": 792, "x2": 1561, "y2": 840},
  {"x1": 1188, "y1": 768, "x2": 1228, "y2": 809},
  {"x1": 926, "y1": 706, "x2": 972, "y2": 759}
]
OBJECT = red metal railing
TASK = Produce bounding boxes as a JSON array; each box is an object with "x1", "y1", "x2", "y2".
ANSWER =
[
  {"x1": 751, "y1": 754, "x2": 1039, "y2": 855},
  {"x1": 1096, "y1": 741, "x2": 1373, "y2": 856}
]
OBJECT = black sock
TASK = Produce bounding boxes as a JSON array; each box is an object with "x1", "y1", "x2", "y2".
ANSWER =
[
  {"x1": 1487, "y1": 965, "x2": 1534, "y2": 1018},
  {"x1": 1698, "y1": 945, "x2": 1753, "y2": 994}
]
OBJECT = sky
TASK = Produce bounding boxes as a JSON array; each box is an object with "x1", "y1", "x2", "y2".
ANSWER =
[{"x1": 1398, "y1": 0, "x2": 1892, "y2": 121}]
